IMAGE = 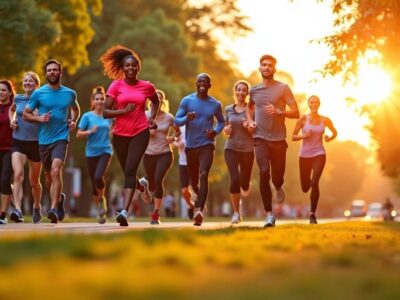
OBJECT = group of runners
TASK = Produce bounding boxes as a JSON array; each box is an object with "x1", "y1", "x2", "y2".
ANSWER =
[{"x1": 0, "y1": 45, "x2": 337, "y2": 227}]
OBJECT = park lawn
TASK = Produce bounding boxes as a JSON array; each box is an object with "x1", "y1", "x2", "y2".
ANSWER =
[{"x1": 0, "y1": 222, "x2": 399, "y2": 300}]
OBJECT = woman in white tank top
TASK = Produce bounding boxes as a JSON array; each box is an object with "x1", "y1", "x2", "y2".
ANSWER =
[{"x1": 292, "y1": 95, "x2": 337, "y2": 224}]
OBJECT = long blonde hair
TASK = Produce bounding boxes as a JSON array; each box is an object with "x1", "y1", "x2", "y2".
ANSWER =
[{"x1": 155, "y1": 89, "x2": 169, "y2": 113}]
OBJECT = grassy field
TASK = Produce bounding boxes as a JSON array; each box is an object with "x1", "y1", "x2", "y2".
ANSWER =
[{"x1": 1, "y1": 221, "x2": 399, "y2": 300}]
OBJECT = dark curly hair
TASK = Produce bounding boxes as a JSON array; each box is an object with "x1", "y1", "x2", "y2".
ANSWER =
[
  {"x1": 99, "y1": 45, "x2": 141, "y2": 80},
  {"x1": 0, "y1": 79, "x2": 16, "y2": 102}
]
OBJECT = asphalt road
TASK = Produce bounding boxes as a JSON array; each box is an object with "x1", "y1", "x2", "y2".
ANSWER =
[{"x1": 0, "y1": 218, "x2": 349, "y2": 236}]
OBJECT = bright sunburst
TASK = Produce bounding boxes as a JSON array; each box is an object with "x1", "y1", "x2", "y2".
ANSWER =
[{"x1": 349, "y1": 64, "x2": 393, "y2": 106}]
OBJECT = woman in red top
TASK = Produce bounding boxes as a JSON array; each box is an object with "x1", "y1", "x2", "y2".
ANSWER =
[
  {"x1": 0, "y1": 80, "x2": 15, "y2": 225},
  {"x1": 100, "y1": 45, "x2": 160, "y2": 226}
]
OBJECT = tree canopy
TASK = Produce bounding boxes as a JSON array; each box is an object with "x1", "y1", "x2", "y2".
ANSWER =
[
  {"x1": 0, "y1": 0, "x2": 101, "y2": 79},
  {"x1": 319, "y1": 0, "x2": 400, "y2": 180}
]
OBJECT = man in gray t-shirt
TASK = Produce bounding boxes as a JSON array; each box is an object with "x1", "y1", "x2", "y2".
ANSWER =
[{"x1": 246, "y1": 54, "x2": 299, "y2": 227}]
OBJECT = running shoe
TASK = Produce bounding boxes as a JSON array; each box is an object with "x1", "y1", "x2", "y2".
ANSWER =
[
  {"x1": 32, "y1": 207, "x2": 42, "y2": 224},
  {"x1": 309, "y1": 214, "x2": 318, "y2": 224},
  {"x1": 57, "y1": 192, "x2": 66, "y2": 221},
  {"x1": 116, "y1": 209, "x2": 128, "y2": 226},
  {"x1": 0, "y1": 216, "x2": 7, "y2": 225},
  {"x1": 150, "y1": 210, "x2": 160, "y2": 225},
  {"x1": 138, "y1": 177, "x2": 152, "y2": 204},
  {"x1": 264, "y1": 215, "x2": 276, "y2": 227},
  {"x1": 47, "y1": 208, "x2": 58, "y2": 224},
  {"x1": 231, "y1": 212, "x2": 241, "y2": 224},
  {"x1": 98, "y1": 196, "x2": 107, "y2": 224},
  {"x1": 193, "y1": 211, "x2": 204, "y2": 226},
  {"x1": 274, "y1": 186, "x2": 285, "y2": 203},
  {"x1": 10, "y1": 209, "x2": 24, "y2": 223}
]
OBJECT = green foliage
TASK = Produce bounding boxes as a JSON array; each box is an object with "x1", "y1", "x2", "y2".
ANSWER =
[{"x1": 0, "y1": 0, "x2": 101, "y2": 80}]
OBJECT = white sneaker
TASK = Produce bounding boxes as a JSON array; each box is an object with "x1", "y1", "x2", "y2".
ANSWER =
[
  {"x1": 274, "y1": 186, "x2": 285, "y2": 203},
  {"x1": 193, "y1": 211, "x2": 204, "y2": 226},
  {"x1": 264, "y1": 215, "x2": 276, "y2": 227},
  {"x1": 231, "y1": 212, "x2": 241, "y2": 224},
  {"x1": 0, "y1": 217, "x2": 7, "y2": 225},
  {"x1": 138, "y1": 177, "x2": 152, "y2": 204}
]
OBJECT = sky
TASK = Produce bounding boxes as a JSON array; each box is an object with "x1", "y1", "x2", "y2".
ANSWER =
[{"x1": 216, "y1": 0, "x2": 393, "y2": 148}]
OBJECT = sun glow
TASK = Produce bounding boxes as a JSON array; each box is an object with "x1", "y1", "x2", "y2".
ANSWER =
[{"x1": 348, "y1": 64, "x2": 393, "y2": 106}]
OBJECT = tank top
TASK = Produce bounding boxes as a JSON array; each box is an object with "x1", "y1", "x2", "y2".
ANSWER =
[{"x1": 299, "y1": 114, "x2": 326, "y2": 158}]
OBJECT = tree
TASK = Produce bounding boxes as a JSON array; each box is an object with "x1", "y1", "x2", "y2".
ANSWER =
[
  {"x1": 318, "y1": 0, "x2": 400, "y2": 180},
  {"x1": 0, "y1": 0, "x2": 101, "y2": 79}
]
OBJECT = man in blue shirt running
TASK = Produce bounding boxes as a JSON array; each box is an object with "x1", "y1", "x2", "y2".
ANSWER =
[
  {"x1": 24, "y1": 59, "x2": 80, "y2": 223},
  {"x1": 175, "y1": 73, "x2": 224, "y2": 226}
]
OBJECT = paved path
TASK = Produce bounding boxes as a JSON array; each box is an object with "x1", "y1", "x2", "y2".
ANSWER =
[{"x1": 0, "y1": 218, "x2": 346, "y2": 236}]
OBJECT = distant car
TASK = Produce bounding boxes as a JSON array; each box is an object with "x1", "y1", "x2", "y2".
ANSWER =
[
  {"x1": 344, "y1": 200, "x2": 366, "y2": 218},
  {"x1": 366, "y1": 202, "x2": 383, "y2": 219}
]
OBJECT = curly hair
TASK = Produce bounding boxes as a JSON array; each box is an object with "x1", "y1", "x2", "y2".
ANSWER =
[
  {"x1": 0, "y1": 79, "x2": 16, "y2": 102},
  {"x1": 99, "y1": 45, "x2": 141, "y2": 80}
]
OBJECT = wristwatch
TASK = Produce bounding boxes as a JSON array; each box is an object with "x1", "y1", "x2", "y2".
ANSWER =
[{"x1": 276, "y1": 108, "x2": 283, "y2": 115}]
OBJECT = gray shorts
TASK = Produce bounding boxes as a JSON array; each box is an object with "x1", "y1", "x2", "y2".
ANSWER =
[{"x1": 39, "y1": 140, "x2": 68, "y2": 171}]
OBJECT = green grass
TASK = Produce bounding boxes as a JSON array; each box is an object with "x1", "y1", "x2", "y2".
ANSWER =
[{"x1": 1, "y1": 222, "x2": 400, "y2": 299}]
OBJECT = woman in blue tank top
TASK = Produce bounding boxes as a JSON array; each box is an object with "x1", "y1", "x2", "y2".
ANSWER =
[
  {"x1": 292, "y1": 95, "x2": 337, "y2": 224},
  {"x1": 77, "y1": 86, "x2": 113, "y2": 224},
  {"x1": 9, "y1": 72, "x2": 43, "y2": 224}
]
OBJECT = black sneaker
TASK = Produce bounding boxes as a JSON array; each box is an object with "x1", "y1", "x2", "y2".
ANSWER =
[
  {"x1": 10, "y1": 209, "x2": 24, "y2": 223},
  {"x1": 47, "y1": 208, "x2": 58, "y2": 224},
  {"x1": 309, "y1": 214, "x2": 318, "y2": 224},
  {"x1": 57, "y1": 193, "x2": 66, "y2": 221},
  {"x1": 32, "y1": 207, "x2": 42, "y2": 224}
]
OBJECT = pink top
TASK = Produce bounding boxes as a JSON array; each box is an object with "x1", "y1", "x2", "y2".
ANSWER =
[
  {"x1": 107, "y1": 79, "x2": 156, "y2": 137},
  {"x1": 300, "y1": 114, "x2": 326, "y2": 158}
]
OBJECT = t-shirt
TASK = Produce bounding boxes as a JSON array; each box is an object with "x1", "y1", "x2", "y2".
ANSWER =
[
  {"x1": 145, "y1": 110, "x2": 174, "y2": 155},
  {"x1": 27, "y1": 84, "x2": 78, "y2": 145},
  {"x1": 78, "y1": 111, "x2": 113, "y2": 157},
  {"x1": 224, "y1": 104, "x2": 254, "y2": 152},
  {"x1": 106, "y1": 79, "x2": 156, "y2": 137},
  {"x1": 175, "y1": 93, "x2": 225, "y2": 149},
  {"x1": 13, "y1": 94, "x2": 39, "y2": 141},
  {"x1": 249, "y1": 80, "x2": 296, "y2": 141},
  {"x1": 0, "y1": 101, "x2": 12, "y2": 151}
]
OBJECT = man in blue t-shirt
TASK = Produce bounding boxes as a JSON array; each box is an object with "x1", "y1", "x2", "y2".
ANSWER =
[
  {"x1": 175, "y1": 73, "x2": 225, "y2": 226},
  {"x1": 24, "y1": 59, "x2": 80, "y2": 223}
]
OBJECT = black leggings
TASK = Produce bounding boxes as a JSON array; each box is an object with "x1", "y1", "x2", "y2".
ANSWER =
[
  {"x1": 143, "y1": 152, "x2": 173, "y2": 198},
  {"x1": 0, "y1": 150, "x2": 12, "y2": 195},
  {"x1": 87, "y1": 153, "x2": 112, "y2": 196},
  {"x1": 113, "y1": 129, "x2": 150, "y2": 189},
  {"x1": 224, "y1": 149, "x2": 254, "y2": 194},
  {"x1": 185, "y1": 144, "x2": 214, "y2": 210},
  {"x1": 299, "y1": 155, "x2": 326, "y2": 213},
  {"x1": 254, "y1": 138, "x2": 287, "y2": 212}
]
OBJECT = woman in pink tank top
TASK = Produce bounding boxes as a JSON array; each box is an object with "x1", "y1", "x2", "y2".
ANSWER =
[{"x1": 292, "y1": 95, "x2": 337, "y2": 224}]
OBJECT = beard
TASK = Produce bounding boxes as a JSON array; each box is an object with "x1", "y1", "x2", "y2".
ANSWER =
[
  {"x1": 47, "y1": 75, "x2": 61, "y2": 85},
  {"x1": 261, "y1": 72, "x2": 274, "y2": 80}
]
